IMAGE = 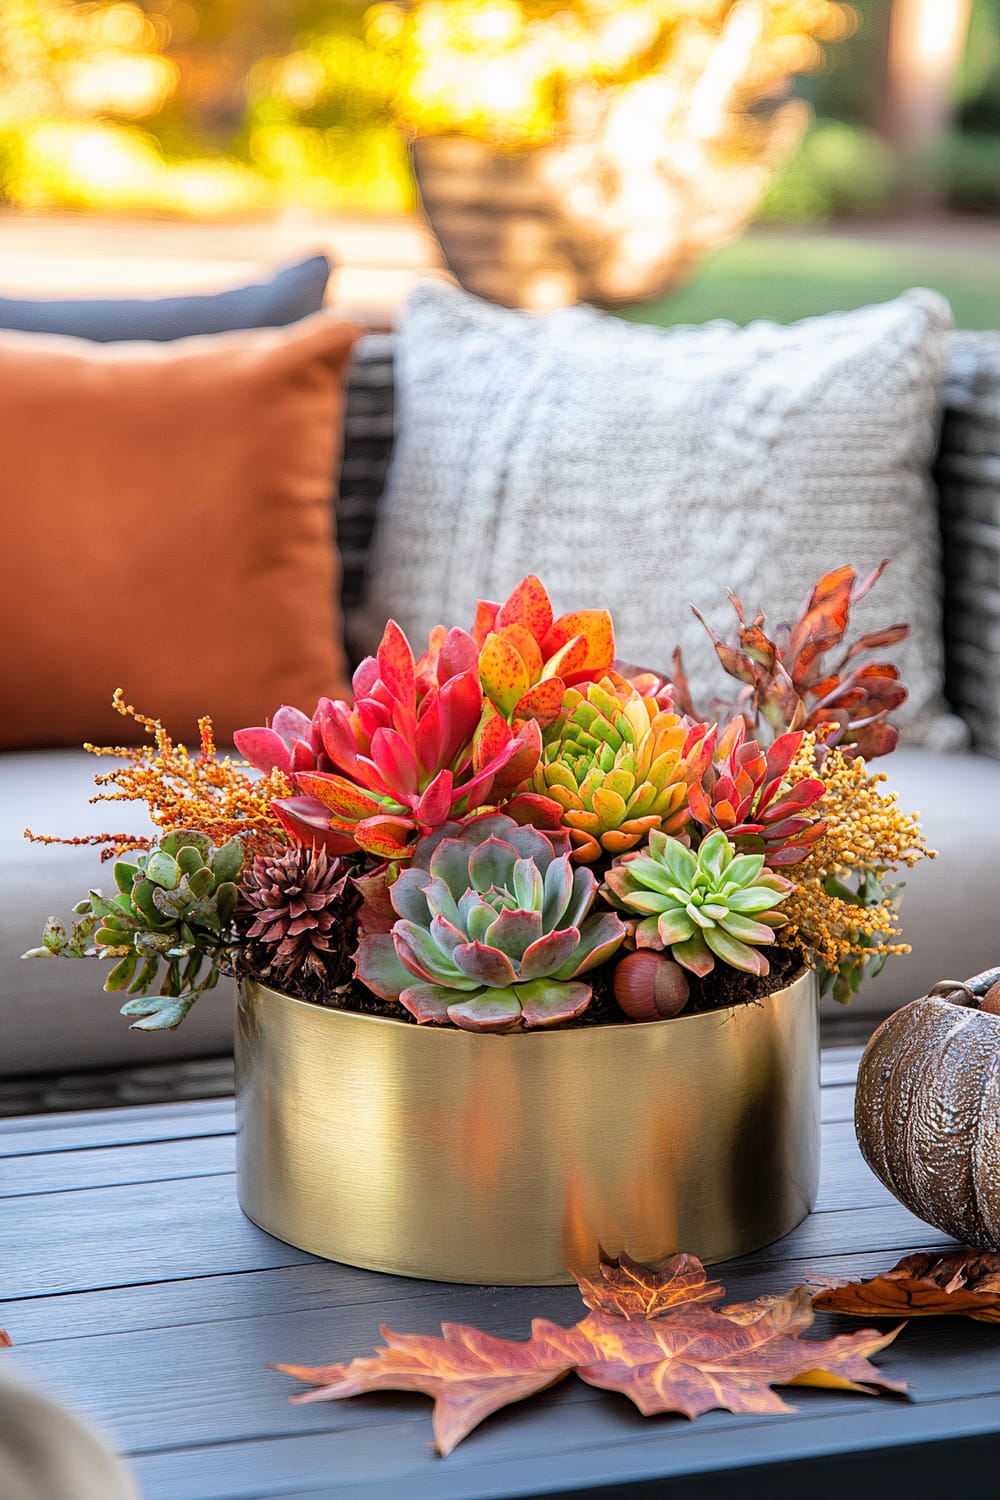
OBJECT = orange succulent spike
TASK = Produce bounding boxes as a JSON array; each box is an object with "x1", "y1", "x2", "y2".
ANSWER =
[
  {"x1": 540, "y1": 634, "x2": 591, "y2": 682},
  {"x1": 495, "y1": 574, "x2": 555, "y2": 642},
  {"x1": 479, "y1": 633, "x2": 531, "y2": 719},
  {"x1": 471, "y1": 599, "x2": 500, "y2": 647},
  {"x1": 542, "y1": 609, "x2": 615, "y2": 675},
  {"x1": 513, "y1": 678, "x2": 566, "y2": 729},
  {"x1": 472, "y1": 705, "x2": 513, "y2": 774},
  {"x1": 497, "y1": 621, "x2": 545, "y2": 682}
]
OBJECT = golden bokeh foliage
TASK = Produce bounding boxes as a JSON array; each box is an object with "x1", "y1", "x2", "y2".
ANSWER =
[{"x1": 0, "y1": 0, "x2": 852, "y2": 217}]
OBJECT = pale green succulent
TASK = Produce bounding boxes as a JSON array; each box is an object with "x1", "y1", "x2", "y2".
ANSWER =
[
  {"x1": 603, "y1": 828, "x2": 793, "y2": 978},
  {"x1": 24, "y1": 829, "x2": 244, "y2": 1029}
]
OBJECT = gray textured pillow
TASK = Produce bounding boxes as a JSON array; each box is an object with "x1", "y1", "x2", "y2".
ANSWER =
[{"x1": 356, "y1": 281, "x2": 965, "y2": 749}]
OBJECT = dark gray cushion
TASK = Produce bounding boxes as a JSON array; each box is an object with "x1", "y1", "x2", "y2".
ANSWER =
[
  {"x1": 0, "y1": 254, "x2": 330, "y2": 341},
  {"x1": 935, "y1": 331, "x2": 1000, "y2": 757}
]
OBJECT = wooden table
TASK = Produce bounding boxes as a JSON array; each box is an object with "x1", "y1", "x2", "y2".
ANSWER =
[{"x1": 2, "y1": 1047, "x2": 999, "y2": 1499}]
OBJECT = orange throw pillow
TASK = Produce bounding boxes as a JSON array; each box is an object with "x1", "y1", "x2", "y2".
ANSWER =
[{"x1": 0, "y1": 313, "x2": 359, "y2": 749}]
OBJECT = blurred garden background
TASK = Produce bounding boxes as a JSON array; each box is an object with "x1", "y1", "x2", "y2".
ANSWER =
[{"x1": 1, "y1": 0, "x2": 999, "y2": 325}]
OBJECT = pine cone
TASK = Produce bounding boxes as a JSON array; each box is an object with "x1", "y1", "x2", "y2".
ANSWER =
[{"x1": 238, "y1": 846, "x2": 356, "y2": 987}]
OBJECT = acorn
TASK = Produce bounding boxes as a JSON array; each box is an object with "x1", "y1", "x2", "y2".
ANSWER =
[
  {"x1": 981, "y1": 979, "x2": 1000, "y2": 1015},
  {"x1": 613, "y1": 951, "x2": 689, "y2": 1022}
]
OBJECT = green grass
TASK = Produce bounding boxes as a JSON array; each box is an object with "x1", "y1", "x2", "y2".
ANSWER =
[{"x1": 623, "y1": 228, "x2": 1000, "y2": 331}]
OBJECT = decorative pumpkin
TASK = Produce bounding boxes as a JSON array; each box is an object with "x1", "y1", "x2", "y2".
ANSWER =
[{"x1": 855, "y1": 967, "x2": 1000, "y2": 1251}]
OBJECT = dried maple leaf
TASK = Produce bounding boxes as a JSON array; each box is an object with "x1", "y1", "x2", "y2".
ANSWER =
[
  {"x1": 814, "y1": 1249, "x2": 1000, "y2": 1325},
  {"x1": 0, "y1": 1330, "x2": 10, "y2": 1348},
  {"x1": 576, "y1": 1251, "x2": 725, "y2": 1320},
  {"x1": 277, "y1": 1255, "x2": 906, "y2": 1453},
  {"x1": 574, "y1": 1288, "x2": 904, "y2": 1419},
  {"x1": 274, "y1": 1320, "x2": 592, "y2": 1457}
]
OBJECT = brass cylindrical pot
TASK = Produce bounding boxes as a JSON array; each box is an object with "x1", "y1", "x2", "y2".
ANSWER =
[{"x1": 235, "y1": 969, "x2": 819, "y2": 1285}]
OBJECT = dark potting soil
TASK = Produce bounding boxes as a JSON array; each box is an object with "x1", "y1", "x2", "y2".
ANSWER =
[{"x1": 279, "y1": 944, "x2": 804, "y2": 1029}]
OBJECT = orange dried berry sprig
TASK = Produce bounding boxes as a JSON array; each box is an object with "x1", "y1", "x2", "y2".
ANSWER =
[{"x1": 26, "y1": 692, "x2": 292, "y2": 862}]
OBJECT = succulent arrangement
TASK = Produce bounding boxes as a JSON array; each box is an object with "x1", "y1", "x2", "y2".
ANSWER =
[{"x1": 26, "y1": 567, "x2": 931, "y2": 1032}]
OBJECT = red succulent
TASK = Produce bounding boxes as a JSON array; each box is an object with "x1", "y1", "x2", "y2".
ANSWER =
[
  {"x1": 237, "y1": 621, "x2": 555, "y2": 861},
  {"x1": 676, "y1": 563, "x2": 909, "y2": 759},
  {"x1": 688, "y1": 721, "x2": 826, "y2": 868}
]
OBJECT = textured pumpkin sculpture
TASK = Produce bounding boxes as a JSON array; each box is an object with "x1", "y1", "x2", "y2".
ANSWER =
[{"x1": 855, "y1": 968, "x2": 1000, "y2": 1251}]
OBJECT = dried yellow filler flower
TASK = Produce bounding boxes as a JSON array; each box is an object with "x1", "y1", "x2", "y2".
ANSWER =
[
  {"x1": 25, "y1": 691, "x2": 290, "y2": 861},
  {"x1": 778, "y1": 735, "x2": 934, "y2": 992}
]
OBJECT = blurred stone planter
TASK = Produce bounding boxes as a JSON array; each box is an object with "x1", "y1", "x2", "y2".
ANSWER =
[
  {"x1": 235, "y1": 968, "x2": 819, "y2": 1285},
  {"x1": 410, "y1": 135, "x2": 705, "y2": 311}
]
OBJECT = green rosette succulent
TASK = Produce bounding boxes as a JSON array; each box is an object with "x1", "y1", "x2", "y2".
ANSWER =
[
  {"x1": 25, "y1": 829, "x2": 244, "y2": 1029},
  {"x1": 603, "y1": 829, "x2": 793, "y2": 978},
  {"x1": 355, "y1": 812, "x2": 628, "y2": 1031},
  {"x1": 531, "y1": 678, "x2": 715, "y2": 863}
]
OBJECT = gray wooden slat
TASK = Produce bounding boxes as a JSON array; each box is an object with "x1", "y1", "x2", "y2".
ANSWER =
[
  {"x1": 1, "y1": 1174, "x2": 312, "y2": 1297},
  {"x1": 0, "y1": 1099, "x2": 235, "y2": 1156},
  {"x1": 0, "y1": 1105, "x2": 867, "y2": 1206},
  {"x1": 2, "y1": 1261, "x2": 477, "y2": 1346},
  {"x1": 124, "y1": 1391, "x2": 1000, "y2": 1500},
  {"x1": 0, "y1": 1133, "x2": 233, "y2": 1198},
  {"x1": 743, "y1": 1199, "x2": 950, "y2": 1264},
  {"x1": 8, "y1": 1270, "x2": 995, "y2": 1464},
  {"x1": 2, "y1": 1231, "x2": 946, "y2": 1351},
  {"x1": 0, "y1": 1122, "x2": 913, "y2": 1304},
  {"x1": 814, "y1": 1121, "x2": 896, "y2": 1213},
  {"x1": 821, "y1": 1083, "x2": 854, "y2": 1124},
  {"x1": 1, "y1": 1114, "x2": 895, "y2": 1301},
  {"x1": 820, "y1": 1048, "x2": 862, "y2": 1087}
]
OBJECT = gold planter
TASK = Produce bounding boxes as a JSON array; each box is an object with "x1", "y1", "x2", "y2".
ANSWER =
[{"x1": 235, "y1": 969, "x2": 819, "y2": 1285}]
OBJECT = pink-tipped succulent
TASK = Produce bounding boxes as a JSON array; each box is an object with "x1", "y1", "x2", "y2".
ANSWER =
[
  {"x1": 473, "y1": 574, "x2": 615, "y2": 730},
  {"x1": 236, "y1": 621, "x2": 553, "y2": 861},
  {"x1": 355, "y1": 812, "x2": 628, "y2": 1031},
  {"x1": 688, "y1": 720, "x2": 826, "y2": 868},
  {"x1": 234, "y1": 704, "x2": 330, "y2": 778}
]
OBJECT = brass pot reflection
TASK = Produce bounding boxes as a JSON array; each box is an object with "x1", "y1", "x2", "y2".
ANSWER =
[{"x1": 235, "y1": 969, "x2": 819, "y2": 1285}]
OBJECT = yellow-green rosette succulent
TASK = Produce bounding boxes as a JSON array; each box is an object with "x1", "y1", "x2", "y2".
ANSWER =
[
  {"x1": 603, "y1": 828, "x2": 793, "y2": 978},
  {"x1": 531, "y1": 678, "x2": 716, "y2": 864}
]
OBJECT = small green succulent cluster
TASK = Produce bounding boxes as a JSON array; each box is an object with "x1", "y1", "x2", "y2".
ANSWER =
[
  {"x1": 28, "y1": 830, "x2": 244, "y2": 1029},
  {"x1": 603, "y1": 829, "x2": 793, "y2": 978}
]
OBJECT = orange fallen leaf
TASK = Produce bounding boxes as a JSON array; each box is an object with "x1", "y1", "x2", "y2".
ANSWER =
[
  {"x1": 576, "y1": 1251, "x2": 725, "y2": 1320},
  {"x1": 277, "y1": 1254, "x2": 906, "y2": 1453},
  {"x1": 275, "y1": 1320, "x2": 593, "y2": 1457},
  {"x1": 814, "y1": 1249, "x2": 1000, "y2": 1325},
  {"x1": 575, "y1": 1288, "x2": 904, "y2": 1419},
  {"x1": 0, "y1": 1330, "x2": 10, "y2": 1348}
]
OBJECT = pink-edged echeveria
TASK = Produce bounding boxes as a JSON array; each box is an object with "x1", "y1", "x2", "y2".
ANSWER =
[{"x1": 355, "y1": 812, "x2": 628, "y2": 1031}]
